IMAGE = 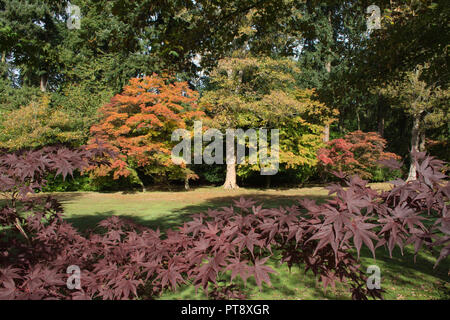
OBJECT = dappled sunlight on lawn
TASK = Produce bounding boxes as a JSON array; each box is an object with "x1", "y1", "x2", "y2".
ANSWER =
[{"x1": 48, "y1": 184, "x2": 449, "y2": 300}]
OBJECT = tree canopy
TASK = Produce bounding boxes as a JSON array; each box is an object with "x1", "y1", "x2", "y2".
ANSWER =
[{"x1": 0, "y1": 0, "x2": 448, "y2": 189}]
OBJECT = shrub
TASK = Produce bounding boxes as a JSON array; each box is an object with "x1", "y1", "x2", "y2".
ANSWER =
[
  {"x1": 317, "y1": 131, "x2": 401, "y2": 181},
  {"x1": 41, "y1": 172, "x2": 95, "y2": 192},
  {"x1": 0, "y1": 96, "x2": 85, "y2": 150}
]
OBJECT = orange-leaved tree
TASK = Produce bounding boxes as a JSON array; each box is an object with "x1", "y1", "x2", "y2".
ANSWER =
[{"x1": 87, "y1": 74, "x2": 204, "y2": 190}]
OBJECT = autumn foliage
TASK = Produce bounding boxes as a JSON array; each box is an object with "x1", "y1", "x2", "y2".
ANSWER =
[
  {"x1": 88, "y1": 74, "x2": 204, "y2": 185},
  {"x1": 1, "y1": 145, "x2": 448, "y2": 300},
  {"x1": 317, "y1": 131, "x2": 401, "y2": 180},
  {"x1": 0, "y1": 96, "x2": 84, "y2": 150}
]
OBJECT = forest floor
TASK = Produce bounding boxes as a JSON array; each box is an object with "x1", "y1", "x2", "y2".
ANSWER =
[{"x1": 21, "y1": 183, "x2": 450, "y2": 299}]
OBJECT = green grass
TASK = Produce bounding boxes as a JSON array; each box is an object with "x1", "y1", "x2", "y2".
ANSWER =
[
  {"x1": 55, "y1": 186, "x2": 334, "y2": 232},
  {"x1": 6, "y1": 183, "x2": 450, "y2": 300},
  {"x1": 159, "y1": 246, "x2": 450, "y2": 300}
]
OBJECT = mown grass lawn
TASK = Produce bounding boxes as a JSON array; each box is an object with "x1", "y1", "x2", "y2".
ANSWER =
[{"x1": 40, "y1": 184, "x2": 450, "y2": 300}]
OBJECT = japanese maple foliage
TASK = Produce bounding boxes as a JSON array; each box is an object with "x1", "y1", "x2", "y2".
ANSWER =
[
  {"x1": 0, "y1": 147, "x2": 448, "y2": 300},
  {"x1": 0, "y1": 143, "x2": 114, "y2": 241},
  {"x1": 87, "y1": 74, "x2": 204, "y2": 185},
  {"x1": 317, "y1": 131, "x2": 401, "y2": 180}
]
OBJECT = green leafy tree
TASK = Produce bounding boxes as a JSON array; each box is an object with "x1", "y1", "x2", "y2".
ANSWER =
[
  {"x1": 361, "y1": 0, "x2": 449, "y2": 87},
  {"x1": 352, "y1": 0, "x2": 449, "y2": 156},
  {"x1": 0, "y1": 0, "x2": 72, "y2": 90},
  {"x1": 200, "y1": 55, "x2": 335, "y2": 189},
  {"x1": 296, "y1": 1, "x2": 376, "y2": 138},
  {"x1": 379, "y1": 65, "x2": 449, "y2": 181}
]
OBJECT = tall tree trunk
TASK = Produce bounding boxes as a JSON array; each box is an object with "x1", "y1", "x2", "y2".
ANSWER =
[
  {"x1": 338, "y1": 112, "x2": 344, "y2": 134},
  {"x1": 323, "y1": 10, "x2": 332, "y2": 143},
  {"x1": 377, "y1": 97, "x2": 385, "y2": 137},
  {"x1": 222, "y1": 66, "x2": 240, "y2": 190},
  {"x1": 223, "y1": 130, "x2": 238, "y2": 189},
  {"x1": 184, "y1": 176, "x2": 190, "y2": 190},
  {"x1": 323, "y1": 60, "x2": 332, "y2": 142},
  {"x1": 1, "y1": 52, "x2": 6, "y2": 79},
  {"x1": 323, "y1": 124, "x2": 330, "y2": 143},
  {"x1": 407, "y1": 115, "x2": 421, "y2": 182},
  {"x1": 40, "y1": 74, "x2": 48, "y2": 92},
  {"x1": 356, "y1": 109, "x2": 361, "y2": 131},
  {"x1": 223, "y1": 162, "x2": 238, "y2": 189}
]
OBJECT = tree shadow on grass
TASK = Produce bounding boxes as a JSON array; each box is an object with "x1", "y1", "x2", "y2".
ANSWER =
[
  {"x1": 358, "y1": 245, "x2": 450, "y2": 288},
  {"x1": 61, "y1": 192, "x2": 448, "y2": 299},
  {"x1": 64, "y1": 193, "x2": 328, "y2": 233},
  {"x1": 65, "y1": 210, "x2": 194, "y2": 234},
  {"x1": 169, "y1": 193, "x2": 328, "y2": 220},
  {"x1": 0, "y1": 192, "x2": 86, "y2": 216},
  {"x1": 159, "y1": 254, "x2": 352, "y2": 300}
]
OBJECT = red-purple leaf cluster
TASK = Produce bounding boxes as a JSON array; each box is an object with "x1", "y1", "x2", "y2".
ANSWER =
[
  {"x1": 317, "y1": 131, "x2": 401, "y2": 179},
  {"x1": 0, "y1": 143, "x2": 114, "y2": 198},
  {"x1": 0, "y1": 147, "x2": 448, "y2": 300}
]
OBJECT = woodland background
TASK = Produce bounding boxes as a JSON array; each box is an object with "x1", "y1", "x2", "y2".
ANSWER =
[{"x1": 0, "y1": 0, "x2": 448, "y2": 191}]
